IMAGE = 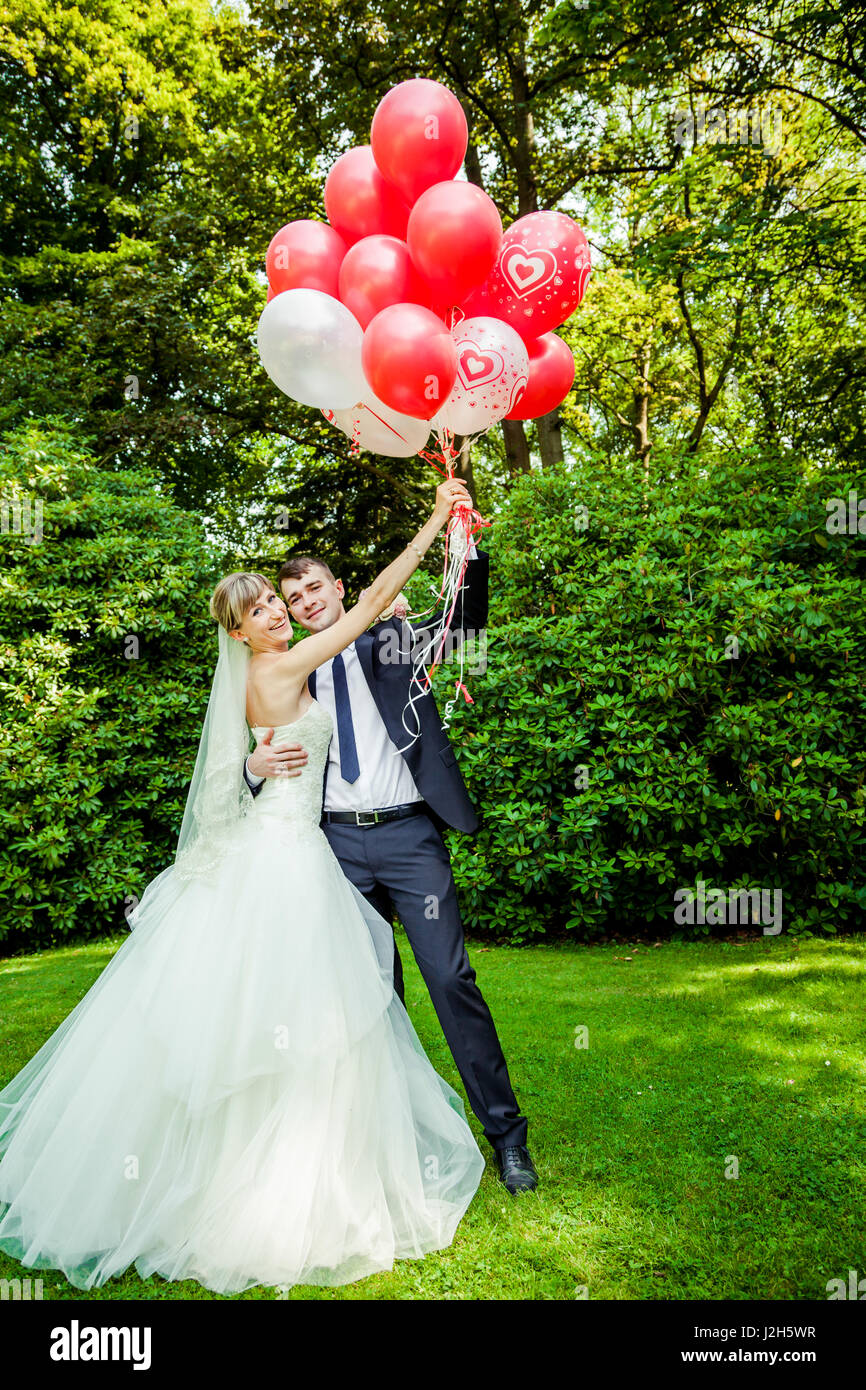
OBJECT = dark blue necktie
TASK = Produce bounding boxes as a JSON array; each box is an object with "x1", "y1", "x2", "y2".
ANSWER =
[{"x1": 331, "y1": 651, "x2": 360, "y2": 783}]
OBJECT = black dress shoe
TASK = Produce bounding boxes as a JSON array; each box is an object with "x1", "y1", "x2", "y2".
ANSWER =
[{"x1": 495, "y1": 1144, "x2": 538, "y2": 1194}]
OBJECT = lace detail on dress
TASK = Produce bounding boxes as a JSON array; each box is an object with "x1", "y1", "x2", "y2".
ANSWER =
[{"x1": 249, "y1": 701, "x2": 334, "y2": 842}]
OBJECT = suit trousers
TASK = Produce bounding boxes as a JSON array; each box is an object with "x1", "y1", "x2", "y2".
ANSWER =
[{"x1": 321, "y1": 809, "x2": 529, "y2": 1151}]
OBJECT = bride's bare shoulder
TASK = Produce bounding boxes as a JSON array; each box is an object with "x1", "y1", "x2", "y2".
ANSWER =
[{"x1": 246, "y1": 651, "x2": 306, "y2": 725}]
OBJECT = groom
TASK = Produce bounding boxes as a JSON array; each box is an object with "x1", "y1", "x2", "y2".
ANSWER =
[{"x1": 243, "y1": 514, "x2": 537, "y2": 1195}]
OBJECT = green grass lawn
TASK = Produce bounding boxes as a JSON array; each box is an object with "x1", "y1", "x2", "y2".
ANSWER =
[{"x1": 1, "y1": 932, "x2": 864, "y2": 1301}]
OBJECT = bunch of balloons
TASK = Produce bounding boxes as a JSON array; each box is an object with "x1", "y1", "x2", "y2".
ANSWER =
[{"x1": 256, "y1": 77, "x2": 590, "y2": 460}]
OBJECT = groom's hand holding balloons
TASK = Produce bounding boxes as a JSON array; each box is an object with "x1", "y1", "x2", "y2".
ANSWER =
[{"x1": 248, "y1": 727, "x2": 309, "y2": 780}]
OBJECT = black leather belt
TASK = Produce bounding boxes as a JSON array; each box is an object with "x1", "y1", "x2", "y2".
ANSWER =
[{"x1": 322, "y1": 803, "x2": 426, "y2": 827}]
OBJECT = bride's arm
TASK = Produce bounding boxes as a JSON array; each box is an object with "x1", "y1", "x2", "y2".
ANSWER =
[{"x1": 282, "y1": 479, "x2": 470, "y2": 682}]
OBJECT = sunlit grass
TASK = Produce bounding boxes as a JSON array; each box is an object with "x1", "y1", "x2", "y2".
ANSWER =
[{"x1": 1, "y1": 933, "x2": 864, "y2": 1300}]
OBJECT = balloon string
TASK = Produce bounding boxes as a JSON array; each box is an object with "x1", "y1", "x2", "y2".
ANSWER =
[
  {"x1": 407, "y1": 430, "x2": 490, "y2": 624},
  {"x1": 419, "y1": 426, "x2": 459, "y2": 477},
  {"x1": 392, "y1": 419, "x2": 492, "y2": 751},
  {"x1": 393, "y1": 506, "x2": 490, "y2": 752},
  {"x1": 348, "y1": 414, "x2": 361, "y2": 458}
]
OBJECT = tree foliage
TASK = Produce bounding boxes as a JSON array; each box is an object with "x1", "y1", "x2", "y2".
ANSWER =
[
  {"x1": 0, "y1": 421, "x2": 220, "y2": 948},
  {"x1": 3, "y1": 0, "x2": 864, "y2": 554}
]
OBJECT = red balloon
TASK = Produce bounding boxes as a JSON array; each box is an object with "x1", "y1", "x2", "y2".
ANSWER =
[
  {"x1": 371, "y1": 79, "x2": 468, "y2": 206},
  {"x1": 324, "y1": 146, "x2": 411, "y2": 246},
  {"x1": 506, "y1": 333, "x2": 575, "y2": 420},
  {"x1": 463, "y1": 211, "x2": 591, "y2": 341},
  {"x1": 338, "y1": 235, "x2": 431, "y2": 330},
  {"x1": 266, "y1": 220, "x2": 347, "y2": 297},
  {"x1": 407, "y1": 182, "x2": 502, "y2": 308},
  {"x1": 362, "y1": 303, "x2": 458, "y2": 421}
]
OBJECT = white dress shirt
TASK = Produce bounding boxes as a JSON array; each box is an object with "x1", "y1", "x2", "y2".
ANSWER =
[
  {"x1": 246, "y1": 545, "x2": 478, "y2": 807},
  {"x1": 314, "y1": 641, "x2": 423, "y2": 811},
  {"x1": 245, "y1": 640, "x2": 422, "y2": 811}
]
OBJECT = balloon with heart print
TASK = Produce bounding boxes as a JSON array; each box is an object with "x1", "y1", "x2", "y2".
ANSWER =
[
  {"x1": 324, "y1": 146, "x2": 411, "y2": 246},
  {"x1": 430, "y1": 316, "x2": 529, "y2": 437},
  {"x1": 322, "y1": 391, "x2": 431, "y2": 458},
  {"x1": 505, "y1": 332, "x2": 575, "y2": 421},
  {"x1": 266, "y1": 220, "x2": 348, "y2": 298},
  {"x1": 257, "y1": 287, "x2": 367, "y2": 409},
  {"x1": 361, "y1": 302, "x2": 458, "y2": 420},
  {"x1": 370, "y1": 79, "x2": 468, "y2": 206},
  {"x1": 338, "y1": 234, "x2": 431, "y2": 330},
  {"x1": 463, "y1": 211, "x2": 591, "y2": 342}
]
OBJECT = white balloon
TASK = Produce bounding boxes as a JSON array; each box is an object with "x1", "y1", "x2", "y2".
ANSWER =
[
  {"x1": 322, "y1": 392, "x2": 430, "y2": 458},
  {"x1": 431, "y1": 316, "x2": 529, "y2": 437},
  {"x1": 257, "y1": 288, "x2": 366, "y2": 409}
]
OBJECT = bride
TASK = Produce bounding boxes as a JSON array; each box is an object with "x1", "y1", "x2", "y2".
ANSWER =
[{"x1": 0, "y1": 478, "x2": 485, "y2": 1295}]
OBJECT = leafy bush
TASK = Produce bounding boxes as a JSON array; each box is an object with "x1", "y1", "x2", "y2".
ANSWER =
[
  {"x1": 2, "y1": 426, "x2": 862, "y2": 948},
  {"x1": 0, "y1": 422, "x2": 221, "y2": 949},
  {"x1": 442, "y1": 449, "x2": 866, "y2": 939}
]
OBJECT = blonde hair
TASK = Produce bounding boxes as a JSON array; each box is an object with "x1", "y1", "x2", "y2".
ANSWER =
[{"x1": 209, "y1": 572, "x2": 273, "y2": 633}]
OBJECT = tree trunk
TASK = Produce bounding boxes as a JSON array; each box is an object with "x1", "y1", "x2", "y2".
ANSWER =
[
  {"x1": 501, "y1": 418, "x2": 531, "y2": 474},
  {"x1": 464, "y1": 140, "x2": 484, "y2": 190},
  {"x1": 506, "y1": 0, "x2": 538, "y2": 214},
  {"x1": 536, "y1": 408, "x2": 564, "y2": 467},
  {"x1": 452, "y1": 434, "x2": 476, "y2": 496},
  {"x1": 634, "y1": 342, "x2": 652, "y2": 488},
  {"x1": 686, "y1": 300, "x2": 746, "y2": 452}
]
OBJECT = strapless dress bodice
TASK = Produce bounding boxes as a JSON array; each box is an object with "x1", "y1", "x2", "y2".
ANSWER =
[{"x1": 250, "y1": 699, "x2": 333, "y2": 830}]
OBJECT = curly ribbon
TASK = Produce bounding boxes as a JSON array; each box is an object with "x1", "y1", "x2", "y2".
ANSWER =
[{"x1": 393, "y1": 426, "x2": 491, "y2": 751}]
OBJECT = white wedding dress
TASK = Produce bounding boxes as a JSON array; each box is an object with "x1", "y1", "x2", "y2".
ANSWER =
[{"x1": 0, "y1": 699, "x2": 485, "y2": 1294}]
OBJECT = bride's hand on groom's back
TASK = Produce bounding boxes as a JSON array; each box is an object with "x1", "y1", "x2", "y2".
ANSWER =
[{"x1": 248, "y1": 727, "x2": 308, "y2": 780}]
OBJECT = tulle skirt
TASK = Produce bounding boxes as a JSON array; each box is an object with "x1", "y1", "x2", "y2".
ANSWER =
[{"x1": 0, "y1": 818, "x2": 485, "y2": 1294}]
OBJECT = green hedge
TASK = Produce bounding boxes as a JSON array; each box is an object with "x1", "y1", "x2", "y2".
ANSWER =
[
  {"x1": 2, "y1": 428, "x2": 863, "y2": 947},
  {"x1": 442, "y1": 450, "x2": 866, "y2": 939},
  {"x1": 0, "y1": 422, "x2": 220, "y2": 949}
]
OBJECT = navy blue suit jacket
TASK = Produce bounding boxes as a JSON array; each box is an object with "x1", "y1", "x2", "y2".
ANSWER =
[{"x1": 307, "y1": 549, "x2": 488, "y2": 834}]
